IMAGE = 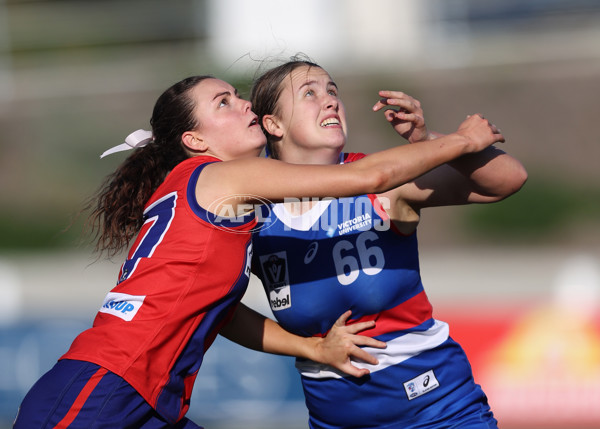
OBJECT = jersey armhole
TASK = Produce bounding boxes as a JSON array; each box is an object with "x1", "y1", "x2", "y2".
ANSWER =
[
  {"x1": 186, "y1": 162, "x2": 255, "y2": 229},
  {"x1": 345, "y1": 153, "x2": 413, "y2": 237},
  {"x1": 368, "y1": 194, "x2": 414, "y2": 237}
]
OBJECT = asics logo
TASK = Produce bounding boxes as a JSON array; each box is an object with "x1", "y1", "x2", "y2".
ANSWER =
[
  {"x1": 423, "y1": 375, "x2": 430, "y2": 387},
  {"x1": 304, "y1": 242, "x2": 319, "y2": 264}
]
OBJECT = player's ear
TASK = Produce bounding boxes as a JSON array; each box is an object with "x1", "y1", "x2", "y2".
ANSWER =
[
  {"x1": 262, "y1": 115, "x2": 284, "y2": 138},
  {"x1": 182, "y1": 132, "x2": 208, "y2": 152}
]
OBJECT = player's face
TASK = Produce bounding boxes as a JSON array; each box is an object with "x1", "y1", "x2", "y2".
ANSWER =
[
  {"x1": 275, "y1": 65, "x2": 347, "y2": 159},
  {"x1": 191, "y1": 78, "x2": 266, "y2": 160}
]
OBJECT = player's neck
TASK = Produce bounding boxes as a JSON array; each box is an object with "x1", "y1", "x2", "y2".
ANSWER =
[{"x1": 278, "y1": 147, "x2": 341, "y2": 165}]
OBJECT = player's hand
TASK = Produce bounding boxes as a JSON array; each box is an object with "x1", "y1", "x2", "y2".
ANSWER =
[
  {"x1": 455, "y1": 113, "x2": 505, "y2": 153},
  {"x1": 372, "y1": 91, "x2": 429, "y2": 143},
  {"x1": 313, "y1": 310, "x2": 386, "y2": 378}
]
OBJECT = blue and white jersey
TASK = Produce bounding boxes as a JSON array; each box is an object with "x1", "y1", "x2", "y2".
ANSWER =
[{"x1": 251, "y1": 153, "x2": 496, "y2": 429}]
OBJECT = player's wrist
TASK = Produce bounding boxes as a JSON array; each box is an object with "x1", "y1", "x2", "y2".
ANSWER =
[
  {"x1": 306, "y1": 336, "x2": 325, "y2": 362},
  {"x1": 408, "y1": 128, "x2": 433, "y2": 144},
  {"x1": 427, "y1": 130, "x2": 444, "y2": 140}
]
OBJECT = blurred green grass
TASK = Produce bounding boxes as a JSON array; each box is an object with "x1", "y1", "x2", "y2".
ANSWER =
[
  {"x1": 2, "y1": 174, "x2": 598, "y2": 251},
  {"x1": 464, "y1": 174, "x2": 600, "y2": 244}
]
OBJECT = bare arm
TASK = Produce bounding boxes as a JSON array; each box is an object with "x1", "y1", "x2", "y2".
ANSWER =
[
  {"x1": 220, "y1": 304, "x2": 386, "y2": 378},
  {"x1": 396, "y1": 132, "x2": 527, "y2": 209},
  {"x1": 446, "y1": 145, "x2": 527, "y2": 202},
  {"x1": 196, "y1": 114, "x2": 504, "y2": 212},
  {"x1": 373, "y1": 91, "x2": 527, "y2": 209}
]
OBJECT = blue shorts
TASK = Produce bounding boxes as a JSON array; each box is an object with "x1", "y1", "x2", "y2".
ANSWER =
[
  {"x1": 13, "y1": 359, "x2": 202, "y2": 429},
  {"x1": 302, "y1": 337, "x2": 498, "y2": 429}
]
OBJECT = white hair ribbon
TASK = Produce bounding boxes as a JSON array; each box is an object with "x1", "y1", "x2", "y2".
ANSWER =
[{"x1": 100, "y1": 129, "x2": 154, "y2": 158}]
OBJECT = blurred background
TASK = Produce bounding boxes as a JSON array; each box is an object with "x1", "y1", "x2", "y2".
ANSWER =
[{"x1": 1, "y1": 0, "x2": 600, "y2": 428}]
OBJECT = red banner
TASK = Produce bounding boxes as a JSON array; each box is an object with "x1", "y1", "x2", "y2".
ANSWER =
[{"x1": 437, "y1": 303, "x2": 600, "y2": 428}]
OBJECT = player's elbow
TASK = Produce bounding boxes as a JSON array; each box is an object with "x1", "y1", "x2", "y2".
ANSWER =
[
  {"x1": 503, "y1": 164, "x2": 528, "y2": 197},
  {"x1": 491, "y1": 164, "x2": 528, "y2": 201},
  {"x1": 514, "y1": 165, "x2": 528, "y2": 191},
  {"x1": 365, "y1": 166, "x2": 400, "y2": 194}
]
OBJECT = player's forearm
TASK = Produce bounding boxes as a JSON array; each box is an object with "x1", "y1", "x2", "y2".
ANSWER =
[
  {"x1": 427, "y1": 131, "x2": 527, "y2": 198},
  {"x1": 219, "y1": 304, "x2": 265, "y2": 350},
  {"x1": 355, "y1": 132, "x2": 477, "y2": 194},
  {"x1": 447, "y1": 147, "x2": 527, "y2": 198},
  {"x1": 261, "y1": 317, "x2": 322, "y2": 359},
  {"x1": 220, "y1": 303, "x2": 318, "y2": 359}
]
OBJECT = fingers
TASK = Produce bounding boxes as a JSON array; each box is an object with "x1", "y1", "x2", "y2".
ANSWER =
[
  {"x1": 351, "y1": 335, "x2": 387, "y2": 349},
  {"x1": 339, "y1": 363, "x2": 371, "y2": 378},
  {"x1": 350, "y1": 346, "x2": 380, "y2": 365},
  {"x1": 486, "y1": 121, "x2": 504, "y2": 143},
  {"x1": 465, "y1": 113, "x2": 505, "y2": 143},
  {"x1": 335, "y1": 344, "x2": 380, "y2": 377},
  {"x1": 344, "y1": 319, "x2": 375, "y2": 334},
  {"x1": 373, "y1": 90, "x2": 421, "y2": 113},
  {"x1": 332, "y1": 313, "x2": 385, "y2": 348},
  {"x1": 384, "y1": 110, "x2": 424, "y2": 127},
  {"x1": 489, "y1": 123, "x2": 502, "y2": 136},
  {"x1": 333, "y1": 309, "x2": 352, "y2": 327},
  {"x1": 467, "y1": 113, "x2": 500, "y2": 131},
  {"x1": 322, "y1": 311, "x2": 388, "y2": 378}
]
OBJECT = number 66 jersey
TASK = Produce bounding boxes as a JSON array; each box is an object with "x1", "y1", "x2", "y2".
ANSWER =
[{"x1": 251, "y1": 153, "x2": 495, "y2": 429}]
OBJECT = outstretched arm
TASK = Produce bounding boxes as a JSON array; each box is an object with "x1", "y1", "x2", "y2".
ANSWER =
[
  {"x1": 220, "y1": 304, "x2": 385, "y2": 378},
  {"x1": 413, "y1": 128, "x2": 527, "y2": 205},
  {"x1": 197, "y1": 113, "x2": 505, "y2": 214},
  {"x1": 373, "y1": 91, "x2": 527, "y2": 206}
]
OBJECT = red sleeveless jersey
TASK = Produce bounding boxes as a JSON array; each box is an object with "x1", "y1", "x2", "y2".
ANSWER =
[{"x1": 62, "y1": 156, "x2": 256, "y2": 423}]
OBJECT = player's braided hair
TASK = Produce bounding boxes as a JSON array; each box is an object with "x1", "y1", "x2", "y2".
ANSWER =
[{"x1": 86, "y1": 76, "x2": 211, "y2": 257}]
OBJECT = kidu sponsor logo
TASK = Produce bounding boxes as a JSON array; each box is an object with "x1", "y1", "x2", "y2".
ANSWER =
[{"x1": 99, "y1": 292, "x2": 146, "y2": 321}]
